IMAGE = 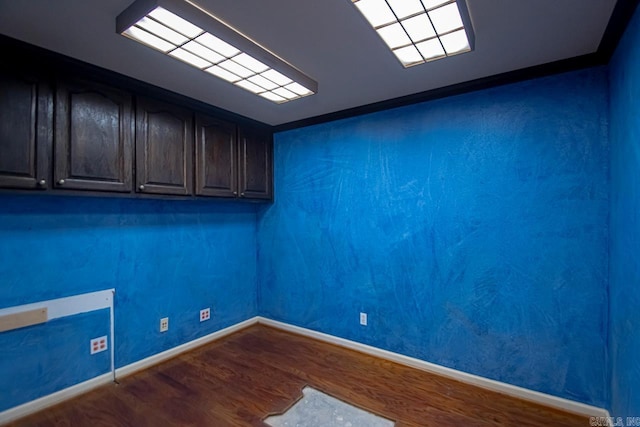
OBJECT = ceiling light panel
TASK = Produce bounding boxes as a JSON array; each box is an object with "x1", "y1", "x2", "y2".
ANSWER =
[
  {"x1": 355, "y1": 0, "x2": 395, "y2": 27},
  {"x1": 351, "y1": 0, "x2": 475, "y2": 67},
  {"x1": 117, "y1": 0, "x2": 317, "y2": 103}
]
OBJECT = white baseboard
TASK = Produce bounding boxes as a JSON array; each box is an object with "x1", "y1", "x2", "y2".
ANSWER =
[
  {"x1": 0, "y1": 317, "x2": 259, "y2": 425},
  {"x1": 1, "y1": 315, "x2": 609, "y2": 424},
  {"x1": 255, "y1": 317, "x2": 610, "y2": 419},
  {"x1": 116, "y1": 317, "x2": 259, "y2": 378},
  {"x1": 0, "y1": 373, "x2": 113, "y2": 425}
]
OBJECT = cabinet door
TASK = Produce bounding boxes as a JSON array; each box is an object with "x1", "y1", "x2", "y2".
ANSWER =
[
  {"x1": 136, "y1": 98, "x2": 193, "y2": 196},
  {"x1": 238, "y1": 126, "x2": 273, "y2": 200},
  {"x1": 54, "y1": 81, "x2": 133, "y2": 192},
  {"x1": 195, "y1": 114, "x2": 237, "y2": 198},
  {"x1": 0, "y1": 71, "x2": 52, "y2": 190}
]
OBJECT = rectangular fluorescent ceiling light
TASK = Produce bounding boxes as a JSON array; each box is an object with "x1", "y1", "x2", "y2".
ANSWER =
[
  {"x1": 352, "y1": 0, "x2": 475, "y2": 67},
  {"x1": 116, "y1": 0, "x2": 317, "y2": 103}
]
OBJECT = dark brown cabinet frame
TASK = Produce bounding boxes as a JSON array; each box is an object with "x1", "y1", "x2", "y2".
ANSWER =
[
  {"x1": 136, "y1": 97, "x2": 193, "y2": 196},
  {"x1": 196, "y1": 115, "x2": 273, "y2": 200},
  {"x1": 54, "y1": 80, "x2": 134, "y2": 193},
  {"x1": 0, "y1": 48, "x2": 273, "y2": 202},
  {"x1": 195, "y1": 114, "x2": 237, "y2": 198},
  {"x1": 238, "y1": 126, "x2": 273, "y2": 200},
  {"x1": 0, "y1": 70, "x2": 52, "y2": 190}
]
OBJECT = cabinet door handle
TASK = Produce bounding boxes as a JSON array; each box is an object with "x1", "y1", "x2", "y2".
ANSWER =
[
  {"x1": 240, "y1": 192, "x2": 245, "y2": 197},
  {"x1": 139, "y1": 185, "x2": 145, "y2": 191},
  {"x1": 38, "y1": 180, "x2": 46, "y2": 187},
  {"x1": 57, "y1": 179, "x2": 65, "y2": 185},
  {"x1": 233, "y1": 191, "x2": 238, "y2": 196}
]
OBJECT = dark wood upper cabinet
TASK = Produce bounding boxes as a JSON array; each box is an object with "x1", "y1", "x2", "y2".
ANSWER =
[
  {"x1": 136, "y1": 97, "x2": 193, "y2": 196},
  {"x1": 238, "y1": 126, "x2": 273, "y2": 200},
  {"x1": 0, "y1": 71, "x2": 52, "y2": 190},
  {"x1": 54, "y1": 81, "x2": 133, "y2": 192},
  {"x1": 195, "y1": 114, "x2": 237, "y2": 198},
  {"x1": 0, "y1": 53, "x2": 272, "y2": 201}
]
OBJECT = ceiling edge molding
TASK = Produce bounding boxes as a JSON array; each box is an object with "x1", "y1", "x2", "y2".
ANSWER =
[
  {"x1": 274, "y1": 53, "x2": 600, "y2": 133},
  {"x1": 274, "y1": 0, "x2": 639, "y2": 133},
  {"x1": 597, "y1": 0, "x2": 640, "y2": 62}
]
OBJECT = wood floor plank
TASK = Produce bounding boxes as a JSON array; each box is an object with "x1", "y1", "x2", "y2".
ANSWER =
[{"x1": 7, "y1": 324, "x2": 590, "y2": 427}]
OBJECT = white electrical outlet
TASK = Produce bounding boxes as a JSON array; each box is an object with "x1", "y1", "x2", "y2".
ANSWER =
[
  {"x1": 160, "y1": 317, "x2": 169, "y2": 332},
  {"x1": 200, "y1": 308, "x2": 211, "y2": 322},
  {"x1": 90, "y1": 336, "x2": 108, "y2": 355},
  {"x1": 360, "y1": 312, "x2": 368, "y2": 326}
]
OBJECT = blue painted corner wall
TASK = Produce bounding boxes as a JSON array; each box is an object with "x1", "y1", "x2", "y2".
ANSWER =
[
  {"x1": 0, "y1": 196, "x2": 258, "y2": 410},
  {"x1": 258, "y1": 68, "x2": 610, "y2": 407},
  {"x1": 609, "y1": 4, "x2": 640, "y2": 419},
  {"x1": 7, "y1": 18, "x2": 640, "y2": 414}
]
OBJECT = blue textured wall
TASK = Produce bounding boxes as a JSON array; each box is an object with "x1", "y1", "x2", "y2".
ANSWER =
[
  {"x1": 609, "y1": 4, "x2": 640, "y2": 418},
  {"x1": 0, "y1": 310, "x2": 110, "y2": 411},
  {"x1": 258, "y1": 68, "x2": 610, "y2": 406},
  {"x1": 0, "y1": 195, "x2": 257, "y2": 409}
]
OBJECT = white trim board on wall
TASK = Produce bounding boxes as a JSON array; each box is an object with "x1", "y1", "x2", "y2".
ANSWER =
[
  {"x1": 0, "y1": 290, "x2": 114, "y2": 320},
  {"x1": 255, "y1": 317, "x2": 610, "y2": 419},
  {"x1": 0, "y1": 315, "x2": 608, "y2": 425}
]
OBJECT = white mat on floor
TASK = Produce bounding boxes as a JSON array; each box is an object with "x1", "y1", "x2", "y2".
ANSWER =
[{"x1": 264, "y1": 386, "x2": 395, "y2": 427}]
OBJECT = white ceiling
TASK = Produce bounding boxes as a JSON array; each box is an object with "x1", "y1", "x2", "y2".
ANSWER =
[{"x1": 0, "y1": 0, "x2": 618, "y2": 126}]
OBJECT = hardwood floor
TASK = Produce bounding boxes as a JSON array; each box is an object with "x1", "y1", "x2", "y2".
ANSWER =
[{"x1": 9, "y1": 324, "x2": 589, "y2": 426}]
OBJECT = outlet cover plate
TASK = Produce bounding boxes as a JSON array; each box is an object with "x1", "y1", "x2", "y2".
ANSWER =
[
  {"x1": 200, "y1": 308, "x2": 210, "y2": 322},
  {"x1": 360, "y1": 312, "x2": 367, "y2": 326},
  {"x1": 160, "y1": 317, "x2": 169, "y2": 332},
  {"x1": 90, "y1": 336, "x2": 108, "y2": 354}
]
